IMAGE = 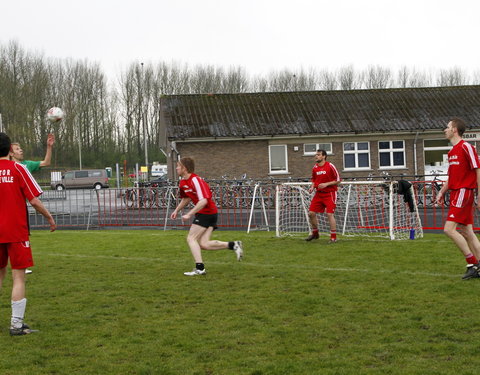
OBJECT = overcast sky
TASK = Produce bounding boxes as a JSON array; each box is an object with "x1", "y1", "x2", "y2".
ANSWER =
[{"x1": 1, "y1": 0, "x2": 479, "y2": 80}]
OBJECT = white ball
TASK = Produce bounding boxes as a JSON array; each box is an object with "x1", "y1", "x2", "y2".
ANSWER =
[{"x1": 47, "y1": 107, "x2": 64, "y2": 122}]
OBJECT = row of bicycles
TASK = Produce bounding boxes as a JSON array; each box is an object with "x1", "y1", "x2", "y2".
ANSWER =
[{"x1": 117, "y1": 172, "x2": 451, "y2": 210}]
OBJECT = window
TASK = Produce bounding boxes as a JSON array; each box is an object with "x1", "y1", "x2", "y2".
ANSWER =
[
  {"x1": 269, "y1": 145, "x2": 288, "y2": 174},
  {"x1": 343, "y1": 142, "x2": 370, "y2": 170},
  {"x1": 75, "y1": 171, "x2": 89, "y2": 178},
  {"x1": 303, "y1": 143, "x2": 333, "y2": 155},
  {"x1": 378, "y1": 140, "x2": 405, "y2": 168},
  {"x1": 423, "y1": 139, "x2": 452, "y2": 166}
]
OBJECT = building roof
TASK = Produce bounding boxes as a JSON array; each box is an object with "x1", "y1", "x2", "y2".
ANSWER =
[{"x1": 161, "y1": 85, "x2": 480, "y2": 140}]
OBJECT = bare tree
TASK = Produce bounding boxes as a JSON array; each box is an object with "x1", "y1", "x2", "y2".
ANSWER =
[
  {"x1": 363, "y1": 65, "x2": 393, "y2": 89},
  {"x1": 337, "y1": 65, "x2": 361, "y2": 90},
  {"x1": 436, "y1": 67, "x2": 468, "y2": 86},
  {"x1": 317, "y1": 69, "x2": 337, "y2": 90}
]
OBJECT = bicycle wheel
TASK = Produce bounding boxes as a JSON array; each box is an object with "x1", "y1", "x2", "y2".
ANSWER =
[{"x1": 124, "y1": 190, "x2": 137, "y2": 208}]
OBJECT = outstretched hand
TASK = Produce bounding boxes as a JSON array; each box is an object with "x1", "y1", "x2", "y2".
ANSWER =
[{"x1": 47, "y1": 133, "x2": 55, "y2": 147}]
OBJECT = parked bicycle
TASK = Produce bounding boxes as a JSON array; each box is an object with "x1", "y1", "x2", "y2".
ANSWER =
[{"x1": 414, "y1": 170, "x2": 449, "y2": 208}]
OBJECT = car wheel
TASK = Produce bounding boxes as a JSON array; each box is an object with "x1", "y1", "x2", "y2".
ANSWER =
[
  {"x1": 55, "y1": 185, "x2": 65, "y2": 191},
  {"x1": 94, "y1": 183, "x2": 103, "y2": 190}
]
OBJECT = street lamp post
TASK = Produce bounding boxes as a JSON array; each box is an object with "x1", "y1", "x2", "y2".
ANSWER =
[
  {"x1": 78, "y1": 123, "x2": 82, "y2": 170},
  {"x1": 141, "y1": 62, "x2": 149, "y2": 171}
]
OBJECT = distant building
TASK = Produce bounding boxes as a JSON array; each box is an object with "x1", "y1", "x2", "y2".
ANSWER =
[{"x1": 159, "y1": 85, "x2": 480, "y2": 180}]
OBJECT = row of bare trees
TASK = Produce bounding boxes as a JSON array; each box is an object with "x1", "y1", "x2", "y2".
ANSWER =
[{"x1": 1, "y1": 40, "x2": 479, "y2": 169}]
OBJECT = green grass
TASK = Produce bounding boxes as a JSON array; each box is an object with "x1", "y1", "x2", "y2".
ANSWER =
[{"x1": 0, "y1": 230, "x2": 478, "y2": 375}]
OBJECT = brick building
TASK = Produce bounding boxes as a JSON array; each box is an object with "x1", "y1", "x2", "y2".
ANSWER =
[{"x1": 159, "y1": 85, "x2": 480, "y2": 180}]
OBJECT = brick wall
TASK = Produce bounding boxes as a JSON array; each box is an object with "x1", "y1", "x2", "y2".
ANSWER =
[{"x1": 171, "y1": 134, "x2": 435, "y2": 180}]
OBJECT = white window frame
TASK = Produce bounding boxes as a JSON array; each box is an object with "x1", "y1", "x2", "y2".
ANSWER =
[
  {"x1": 423, "y1": 139, "x2": 452, "y2": 168},
  {"x1": 269, "y1": 145, "x2": 289, "y2": 174},
  {"x1": 303, "y1": 143, "x2": 333, "y2": 156},
  {"x1": 343, "y1": 141, "x2": 370, "y2": 170},
  {"x1": 378, "y1": 140, "x2": 406, "y2": 169}
]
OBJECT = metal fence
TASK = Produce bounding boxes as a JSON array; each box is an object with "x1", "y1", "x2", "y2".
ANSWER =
[{"x1": 29, "y1": 178, "x2": 480, "y2": 231}]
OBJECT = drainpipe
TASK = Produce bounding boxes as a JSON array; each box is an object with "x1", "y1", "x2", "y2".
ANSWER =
[{"x1": 413, "y1": 131, "x2": 419, "y2": 176}]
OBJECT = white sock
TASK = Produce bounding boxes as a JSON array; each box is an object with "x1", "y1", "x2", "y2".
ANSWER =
[{"x1": 11, "y1": 298, "x2": 27, "y2": 328}]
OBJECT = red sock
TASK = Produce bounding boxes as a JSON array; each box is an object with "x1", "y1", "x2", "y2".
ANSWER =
[
  {"x1": 465, "y1": 253, "x2": 478, "y2": 265},
  {"x1": 331, "y1": 231, "x2": 336, "y2": 240},
  {"x1": 312, "y1": 229, "x2": 319, "y2": 234}
]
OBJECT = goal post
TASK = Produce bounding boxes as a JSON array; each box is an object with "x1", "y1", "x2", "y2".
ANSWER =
[{"x1": 276, "y1": 181, "x2": 423, "y2": 240}]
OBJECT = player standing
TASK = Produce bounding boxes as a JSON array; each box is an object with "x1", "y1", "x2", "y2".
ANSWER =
[
  {"x1": 0, "y1": 132, "x2": 56, "y2": 335},
  {"x1": 305, "y1": 149, "x2": 341, "y2": 243},
  {"x1": 436, "y1": 118, "x2": 480, "y2": 280},
  {"x1": 170, "y1": 157, "x2": 243, "y2": 276},
  {"x1": 10, "y1": 134, "x2": 55, "y2": 274}
]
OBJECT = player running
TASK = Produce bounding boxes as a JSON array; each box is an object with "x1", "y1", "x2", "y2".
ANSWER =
[
  {"x1": 305, "y1": 149, "x2": 341, "y2": 243},
  {"x1": 436, "y1": 118, "x2": 480, "y2": 280},
  {"x1": 170, "y1": 157, "x2": 243, "y2": 276},
  {"x1": 0, "y1": 132, "x2": 56, "y2": 335}
]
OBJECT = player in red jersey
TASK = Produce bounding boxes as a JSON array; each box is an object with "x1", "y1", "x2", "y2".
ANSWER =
[
  {"x1": 436, "y1": 118, "x2": 480, "y2": 280},
  {"x1": 0, "y1": 132, "x2": 56, "y2": 335},
  {"x1": 305, "y1": 149, "x2": 341, "y2": 243},
  {"x1": 170, "y1": 157, "x2": 243, "y2": 276}
]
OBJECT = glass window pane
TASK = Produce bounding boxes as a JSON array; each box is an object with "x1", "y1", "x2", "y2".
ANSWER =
[
  {"x1": 379, "y1": 152, "x2": 391, "y2": 166},
  {"x1": 344, "y1": 154, "x2": 355, "y2": 168},
  {"x1": 424, "y1": 139, "x2": 450, "y2": 148},
  {"x1": 270, "y1": 145, "x2": 286, "y2": 171},
  {"x1": 358, "y1": 153, "x2": 369, "y2": 167},
  {"x1": 344, "y1": 143, "x2": 355, "y2": 151},
  {"x1": 357, "y1": 142, "x2": 369, "y2": 151},
  {"x1": 393, "y1": 152, "x2": 405, "y2": 166},
  {"x1": 392, "y1": 141, "x2": 404, "y2": 149},
  {"x1": 379, "y1": 141, "x2": 390, "y2": 149},
  {"x1": 304, "y1": 144, "x2": 316, "y2": 153},
  {"x1": 318, "y1": 143, "x2": 332, "y2": 152},
  {"x1": 75, "y1": 171, "x2": 88, "y2": 178}
]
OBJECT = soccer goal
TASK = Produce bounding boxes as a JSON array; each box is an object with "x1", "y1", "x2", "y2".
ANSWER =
[{"x1": 275, "y1": 181, "x2": 423, "y2": 240}]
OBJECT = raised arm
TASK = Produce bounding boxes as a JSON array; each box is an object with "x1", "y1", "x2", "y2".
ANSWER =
[{"x1": 40, "y1": 134, "x2": 55, "y2": 167}]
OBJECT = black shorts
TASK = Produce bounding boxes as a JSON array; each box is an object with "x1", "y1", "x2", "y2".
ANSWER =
[{"x1": 192, "y1": 213, "x2": 218, "y2": 229}]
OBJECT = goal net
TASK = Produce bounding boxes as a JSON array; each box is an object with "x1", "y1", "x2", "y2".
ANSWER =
[{"x1": 276, "y1": 181, "x2": 423, "y2": 240}]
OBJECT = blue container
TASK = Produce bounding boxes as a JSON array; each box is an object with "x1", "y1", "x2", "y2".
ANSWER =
[{"x1": 409, "y1": 228, "x2": 415, "y2": 240}]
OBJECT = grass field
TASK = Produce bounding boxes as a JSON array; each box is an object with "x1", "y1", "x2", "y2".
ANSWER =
[{"x1": 0, "y1": 230, "x2": 478, "y2": 375}]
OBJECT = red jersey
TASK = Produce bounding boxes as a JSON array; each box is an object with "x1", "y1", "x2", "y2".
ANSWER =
[
  {"x1": 311, "y1": 161, "x2": 341, "y2": 193},
  {"x1": 447, "y1": 140, "x2": 479, "y2": 190},
  {"x1": 0, "y1": 160, "x2": 43, "y2": 243},
  {"x1": 179, "y1": 173, "x2": 218, "y2": 214}
]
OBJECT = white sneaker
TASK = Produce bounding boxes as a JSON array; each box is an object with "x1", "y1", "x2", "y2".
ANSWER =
[
  {"x1": 25, "y1": 269, "x2": 33, "y2": 274},
  {"x1": 184, "y1": 268, "x2": 206, "y2": 276},
  {"x1": 233, "y1": 241, "x2": 244, "y2": 261}
]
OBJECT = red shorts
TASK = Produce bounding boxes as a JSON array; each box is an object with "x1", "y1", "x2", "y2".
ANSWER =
[
  {"x1": 309, "y1": 191, "x2": 337, "y2": 214},
  {"x1": 447, "y1": 188, "x2": 474, "y2": 225},
  {"x1": 0, "y1": 241, "x2": 34, "y2": 269}
]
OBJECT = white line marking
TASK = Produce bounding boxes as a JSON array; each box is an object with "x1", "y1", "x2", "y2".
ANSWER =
[{"x1": 40, "y1": 252, "x2": 460, "y2": 278}]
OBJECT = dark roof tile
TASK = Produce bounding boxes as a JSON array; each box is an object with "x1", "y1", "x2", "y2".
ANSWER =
[{"x1": 161, "y1": 86, "x2": 480, "y2": 140}]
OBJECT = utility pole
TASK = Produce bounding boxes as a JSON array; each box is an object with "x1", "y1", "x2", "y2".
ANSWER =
[{"x1": 141, "y1": 62, "x2": 149, "y2": 171}]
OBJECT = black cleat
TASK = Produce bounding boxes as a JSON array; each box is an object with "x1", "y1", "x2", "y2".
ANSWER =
[
  {"x1": 9, "y1": 323, "x2": 38, "y2": 336},
  {"x1": 305, "y1": 232, "x2": 319, "y2": 241},
  {"x1": 462, "y1": 263, "x2": 480, "y2": 280}
]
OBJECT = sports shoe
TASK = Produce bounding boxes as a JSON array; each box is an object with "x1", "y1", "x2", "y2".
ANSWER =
[
  {"x1": 184, "y1": 268, "x2": 207, "y2": 276},
  {"x1": 25, "y1": 269, "x2": 33, "y2": 274},
  {"x1": 328, "y1": 239, "x2": 338, "y2": 244},
  {"x1": 305, "y1": 232, "x2": 319, "y2": 241},
  {"x1": 9, "y1": 323, "x2": 38, "y2": 336},
  {"x1": 233, "y1": 241, "x2": 244, "y2": 261},
  {"x1": 462, "y1": 263, "x2": 480, "y2": 280}
]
